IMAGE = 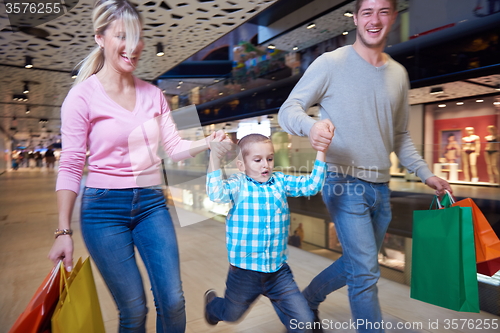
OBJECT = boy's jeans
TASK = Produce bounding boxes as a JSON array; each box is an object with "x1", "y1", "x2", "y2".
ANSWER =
[
  {"x1": 81, "y1": 186, "x2": 185, "y2": 333},
  {"x1": 302, "y1": 173, "x2": 392, "y2": 333},
  {"x1": 207, "y1": 263, "x2": 314, "y2": 333}
]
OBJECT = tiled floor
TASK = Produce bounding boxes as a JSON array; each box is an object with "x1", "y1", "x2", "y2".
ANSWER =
[{"x1": 1, "y1": 168, "x2": 499, "y2": 333}]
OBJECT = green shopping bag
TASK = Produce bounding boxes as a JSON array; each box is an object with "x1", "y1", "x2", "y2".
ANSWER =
[{"x1": 410, "y1": 196, "x2": 479, "y2": 312}]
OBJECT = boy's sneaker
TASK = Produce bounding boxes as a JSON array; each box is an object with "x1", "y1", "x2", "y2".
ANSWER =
[
  {"x1": 312, "y1": 309, "x2": 324, "y2": 333},
  {"x1": 204, "y1": 289, "x2": 218, "y2": 326}
]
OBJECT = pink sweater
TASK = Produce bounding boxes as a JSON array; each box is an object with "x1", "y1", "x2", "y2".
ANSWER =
[{"x1": 56, "y1": 75, "x2": 193, "y2": 194}]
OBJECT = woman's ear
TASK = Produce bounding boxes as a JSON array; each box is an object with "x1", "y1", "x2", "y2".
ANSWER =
[{"x1": 95, "y1": 33, "x2": 104, "y2": 49}]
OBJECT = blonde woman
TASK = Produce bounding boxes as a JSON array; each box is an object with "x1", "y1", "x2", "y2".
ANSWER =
[{"x1": 48, "y1": 1, "x2": 228, "y2": 331}]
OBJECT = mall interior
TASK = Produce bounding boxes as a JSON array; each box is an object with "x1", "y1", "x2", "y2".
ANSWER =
[{"x1": 1, "y1": 0, "x2": 500, "y2": 332}]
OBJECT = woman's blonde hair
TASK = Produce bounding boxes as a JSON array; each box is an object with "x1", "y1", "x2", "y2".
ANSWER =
[{"x1": 74, "y1": 0, "x2": 143, "y2": 85}]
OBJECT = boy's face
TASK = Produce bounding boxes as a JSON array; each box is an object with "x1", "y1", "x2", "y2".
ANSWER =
[{"x1": 237, "y1": 141, "x2": 275, "y2": 182}]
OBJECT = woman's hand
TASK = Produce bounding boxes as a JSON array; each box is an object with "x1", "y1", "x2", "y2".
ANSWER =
[
  {"x1": 48, "y1": 235, "x2": 74, "y2": 272},
  {"x1": 208, "y1": 130, "x2": 232, "y2": 159}
]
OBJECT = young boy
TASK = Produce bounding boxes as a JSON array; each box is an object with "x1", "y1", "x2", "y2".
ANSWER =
[{"x1": 204, "y1": 133, "x2": 330, "y2": 332}]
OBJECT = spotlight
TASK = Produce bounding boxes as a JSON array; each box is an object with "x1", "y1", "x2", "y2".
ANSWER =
[
  {"x1": 26, "y1": 106, "x2": 30, "y2": 114},
  {"x1": 292, "y1": 46, "x2": 298, "y2": 51},
  {"x1": 456, "y1": 102, "x2": 464, "y2": 105},
  {"x1": 496, "y1": 84, "x2": 500, "y2": 91},
  {"x1": 23, "y1": 81, "x2": 29, "y2": 94},
  {"x1": 176, "y1": 85, "x2": 181, "y2": 89},
  {"x1": 438, "y1": 104, "x2": 446, "y2": 108},
  {"x1": 39, "y1": 118, "x2": 49, "y2": 124},
  {"x1": 71, "y1": 69, "x2": 78, "y2": 79},
  {"x1": 344, "y1": 11, "x2": 354, "y2": 17},
  {"x1": 307, "y1": 23, "x2": 316, "y2": 29},
  {"x1": 476, "y1": 99, "x2": 484, "y2": 103},
  {"x1": 25, "y1": 56, "x2": 33, "y2": 68},
  {"x1": 267, "y1": 44, "x2": 276, "y2": 50},
  {"x1": 13, "y1": 94, "x2": 28, "y2": 101},
  {"x1": 342, "y1": 31, "x2": 349, "y2": 35},
  {"x1": 156, "y1": 42, "x2": 165, "y2": 57},
  {"x1": 430, "y1": 87, "x2": 444, "y2": 95},
  {"x1": 179, "y1": 81, "x2": 183, "y2": 85}
]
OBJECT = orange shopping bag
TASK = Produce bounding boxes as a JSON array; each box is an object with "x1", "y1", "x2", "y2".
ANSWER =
[
  {"x1": 443, "y1": 191, "x2": 500, "y2": 276},
  {"x1": 9, "y1": 261, "x2": 65, "y2": 333}
]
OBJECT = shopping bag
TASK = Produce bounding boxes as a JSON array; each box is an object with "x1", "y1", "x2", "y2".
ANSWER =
[
  {"x1": 476, "y1": 258, "x2": 500, "y2": 276},
  {"x1": 51, "y1": 257, "x2": 105, "y2": 333},
  {"x1": 441, "y1": 192, "x2": 500, "y2": 276},
  {"x1": 9, "y1": 261, "x2": 64, "y2": 333},
  {"x1": 410, "y1": 196, "x2": 479, "y2": 312}
]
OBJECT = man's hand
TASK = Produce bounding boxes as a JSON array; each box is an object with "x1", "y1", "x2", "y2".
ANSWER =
[
  {"x1": 425, "y1": 176, "x2": 452, "y2": 196},
  {"x1": 309, "y1": 119, "x2": 335, "y2": 152}
]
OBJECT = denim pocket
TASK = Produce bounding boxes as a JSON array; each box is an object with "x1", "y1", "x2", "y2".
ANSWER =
[{"x1": 83, "y1": 187, "x2": 109, "y2": 200}]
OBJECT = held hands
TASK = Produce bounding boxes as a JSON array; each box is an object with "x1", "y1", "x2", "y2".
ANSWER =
[
  {"x1": 309, "y1": 119, "x2": 335, "y2": 153},
  {"x1": 48, "y1": 235, "x2": 74, "y2": 272},
  {"x1": 425, "y1": 176, "x2": 453, "y2": 196},
  {"x1": 207, "y1": 130, "x2": 232, "y2": 159}
]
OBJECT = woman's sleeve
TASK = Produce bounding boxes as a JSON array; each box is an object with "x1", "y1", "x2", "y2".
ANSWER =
[
  {"x1": 55, "y1": 88, "x2": 90, "y2": 194},
  {"x1": 159, "y1": 91, "x2": 193, "y2": 162}
]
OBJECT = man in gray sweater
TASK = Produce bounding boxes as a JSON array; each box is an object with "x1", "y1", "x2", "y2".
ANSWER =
[{"x1": 278, "y1": 0, "x2": 452, "y2": 332}]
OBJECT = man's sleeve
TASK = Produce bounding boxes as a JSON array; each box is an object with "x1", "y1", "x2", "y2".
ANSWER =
[
  {"x1": 393, "y1": 73, "x2": 434, "y2": 182},
  {"x1": 278, "y1": 54, "x2": 331, "y2": 137},
  {"x1": 283, "y1": 160, "x2": 327, "y2": 197}
]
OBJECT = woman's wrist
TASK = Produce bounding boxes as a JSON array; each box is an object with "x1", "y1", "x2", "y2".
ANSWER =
[{"x1": 54, "y1": 228, "x2": 73, "y2": 239}]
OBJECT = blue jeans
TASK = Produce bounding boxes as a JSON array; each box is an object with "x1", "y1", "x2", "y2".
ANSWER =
[
  {"x1": 206, "y1": 263, "x2": 314, "y2": 333},
  {"x1": 302, "y1": 173, "x2": 392, "y2": 333},
  {"x1": 80, "y1": 187, "x2": 185, "y2": 333}
]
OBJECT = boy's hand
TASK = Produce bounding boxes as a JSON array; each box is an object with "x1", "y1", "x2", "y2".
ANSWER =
[
  {"x1": 208, "y1": 130, "x2": 232, "y2": 159},
  {"x1": 309, "y1": 119, "x2": 335, "y2": 152}
]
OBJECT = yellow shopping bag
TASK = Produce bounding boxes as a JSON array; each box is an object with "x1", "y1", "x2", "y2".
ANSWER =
[{"x1": 51, "y1": 257, "x2": 105, "y2": 333}]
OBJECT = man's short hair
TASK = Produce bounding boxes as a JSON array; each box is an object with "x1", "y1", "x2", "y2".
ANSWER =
[
  {"x1": 237, "y1": 134, "x2": 272, "y2": 159},
  {"x1": 355, "y1": 0, "x2": 397, "y2": 14}
]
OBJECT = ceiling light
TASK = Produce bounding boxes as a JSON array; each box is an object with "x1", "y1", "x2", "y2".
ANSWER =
[
  {"x1": 292, "y1": 46, "x2": 298, "y2": 51},
  {"x1": 219, "y1": 92, "x2": 223, "y2": 95},
  {"x1": 25, "y1": 56, "x2": 33, "y2": 68},
  {"x1": 176, "y1": 85, "x2": 181, "y2": 89},
  {"x1": 267, "y1": 44, "x2": 276, "y2": 50},
  {"x1": 179, "y1": 81, "x2": 183, "y2": 85},
  {"x1": 456, "y1": 102, "x2": 464, "y2": 105},
  {"x1": 267, "y1": 115, "x2": 273, "y2": 119},
  {"x1": 307, "y1": 23, "x2": 316, "y2": 29},
  {"x1": 156, "y1": 42, "x2": 165, "y2": 57},
  {"x1": 13, "y1": 94, "x2": 28, "y2": 101},
  {"x1": 496, "y1": 85, "x2": 500, "y2": 91},
  {"x1": 39, "y1": 118, "x2": 49, "y2": 124},
  {"x1": 494, "y1": 101, "x2": 500, "y2": 106},
  {"x1": 344, "y1": 11, "x2": 354, "y2": 17},
  {"x1": 342, "y1": 31, "x2": 349, "y2": 35},
  {"x1": 23, "y1": 82, "x2": 29, "y2": 94},
  {"x1": 71, "y1": 69, "x2": 78, "y2": 79},
  {"x1": 26, "y1": 106, "x2": 30, "y2": 114},
  {"x1": 430, "y1": 87, "x2": 444, "y2": 95},
  {"x1": 476, "y1": 99, "x2": 484, "y2": 103},
  {"x1": 438, "y1": 104, "x2": 446, "y2": 108}
]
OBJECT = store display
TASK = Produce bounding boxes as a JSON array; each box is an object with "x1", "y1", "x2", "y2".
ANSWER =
[
  {"x1": 462, "y1": 127, "x2": 481, "y2": 182},
  {"x1": 484, "y1": 125, "x2": 499, "y2": 184}
]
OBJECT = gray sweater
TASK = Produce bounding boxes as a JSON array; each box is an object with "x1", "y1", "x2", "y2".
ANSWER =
[{"x1": 278, "y1": 45, "x2": 434, "y2": 183}]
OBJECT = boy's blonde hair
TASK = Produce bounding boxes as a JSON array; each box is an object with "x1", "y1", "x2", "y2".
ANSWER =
[{"x1": 237, "y1": 134, "x2": 272, "y2": 160}]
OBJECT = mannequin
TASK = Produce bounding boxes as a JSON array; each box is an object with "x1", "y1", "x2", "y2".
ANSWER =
[
  {"x1": 461, "y1": 126, "x2": 481, "y2": 182},
  {"x1": 484, "y1": 125, "x2": 499, "y2": 184},
  {"x1": 444, "y1": 133, "x2": 460, "y2": 163}
]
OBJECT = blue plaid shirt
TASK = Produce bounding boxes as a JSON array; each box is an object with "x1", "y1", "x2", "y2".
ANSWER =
[{"x1": 206, "y1": 160, "x2": 326, "y2": 273}]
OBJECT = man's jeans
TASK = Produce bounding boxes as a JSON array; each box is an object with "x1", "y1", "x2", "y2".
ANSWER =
[
  {"x1": 302, "y1": 173, "x2": 392, "y2": 333},
  {"x1": 81, "y1": 187, "x2": 185, "y2": 333},
  {"x1": 207, "y1": 263, "x2": 314, "y2": 333}
]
